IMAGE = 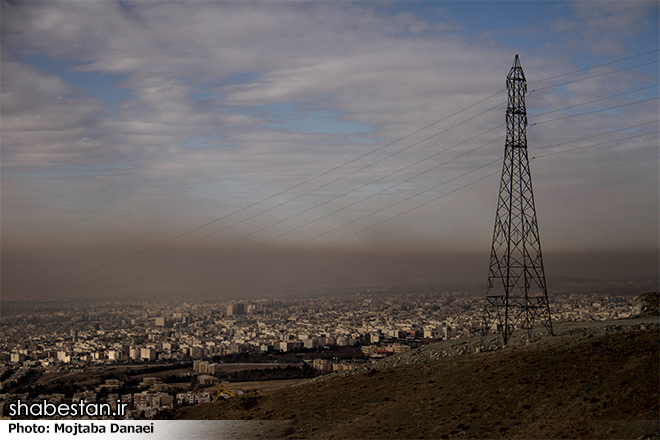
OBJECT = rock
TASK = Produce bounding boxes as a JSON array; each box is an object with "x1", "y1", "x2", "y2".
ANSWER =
[{"x1": 630, "y1": 292, "x2": 659, "y2": 317}]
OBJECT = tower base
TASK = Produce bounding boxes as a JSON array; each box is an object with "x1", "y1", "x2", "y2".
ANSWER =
[{"x1": 482, "y1": 295, "x2": 553, "y2": 345}]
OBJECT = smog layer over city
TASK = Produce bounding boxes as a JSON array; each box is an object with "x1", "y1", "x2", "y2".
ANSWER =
[{"x1": 1, "y1": 1, "x2": 658, "y2": 438}]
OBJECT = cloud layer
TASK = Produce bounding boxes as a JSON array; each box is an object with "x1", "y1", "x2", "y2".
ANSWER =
[{"x1": 2, "y1": 1, "x2": 658, "y2": 299}]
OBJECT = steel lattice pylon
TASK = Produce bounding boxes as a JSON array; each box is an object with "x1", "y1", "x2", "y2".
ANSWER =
[{"x1": 482, "y1": 55, "x2": 553, "y2": 345}]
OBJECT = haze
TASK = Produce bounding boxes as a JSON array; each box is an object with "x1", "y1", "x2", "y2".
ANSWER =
[{"x1": 2, "y1": 1, "x2": 658, "y2": 302}]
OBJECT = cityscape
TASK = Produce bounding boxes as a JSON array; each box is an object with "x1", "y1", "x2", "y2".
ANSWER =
[{"x1": 0, "y1": 290, "x2": 640, "y2": 420}]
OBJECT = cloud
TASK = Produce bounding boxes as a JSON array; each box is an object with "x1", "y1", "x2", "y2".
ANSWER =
[
  {"x1": 550, "y1": 1, "x2": 658, "y2": 55},
  {"x1": 1, "y1": 1, "x2": 658, "y2": 300},
  {"x1": 1, "y1": 57, "x2": 108, "y2": 167}
]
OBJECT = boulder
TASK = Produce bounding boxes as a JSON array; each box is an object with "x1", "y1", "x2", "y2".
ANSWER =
[{"x1": 630, "y1": 292, "x2": 659, "y2": 317}]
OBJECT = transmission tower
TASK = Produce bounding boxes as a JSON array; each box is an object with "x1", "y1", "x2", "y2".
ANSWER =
[{"x1": 482, "y1": 55, "x2": 553, "y2": 345}]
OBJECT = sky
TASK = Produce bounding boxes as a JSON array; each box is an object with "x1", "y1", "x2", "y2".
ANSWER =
[{"x1": 2, "y1": 1, "x2": 658, "y2": 301}]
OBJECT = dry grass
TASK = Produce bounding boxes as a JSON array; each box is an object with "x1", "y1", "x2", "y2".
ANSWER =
[{"x1": 172, "y1": 327, "x2": 659, "y2": 439}]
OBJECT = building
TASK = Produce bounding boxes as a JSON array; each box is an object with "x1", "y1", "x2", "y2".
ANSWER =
[
  {"x1": 140, "y1": 348, "x2": 157, "y2": 361},
  {"x1": 197, "y1": 375, "x2": 219, "y2": 386}
]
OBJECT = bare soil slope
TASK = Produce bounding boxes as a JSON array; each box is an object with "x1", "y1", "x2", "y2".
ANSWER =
[{"x1": 173, "y1": 326, "x2": 659, "y2": 439}]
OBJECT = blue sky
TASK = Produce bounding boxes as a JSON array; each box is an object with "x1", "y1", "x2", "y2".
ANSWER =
[
  {"x1": 19, "y1": 54, "x2": 132, "y2": 108},
  {"x1": 1, "y1": 1, "x2": 658, "y2": 299}
]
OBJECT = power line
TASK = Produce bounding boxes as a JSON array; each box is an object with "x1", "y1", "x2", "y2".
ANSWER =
[
  {"x1": 530, "y1": 96, "x2": 659, "y2": 126},
  {"x1": 528, "y1": 49, "x2": 659, "y2": 86},
  {"x1": 532, "y1": 120, "x2": 658, "y2": 155},
  {"x1": 143, "y1": 159, "x2": 504, "y2": 301},
  {"x1": 52, "y1": 82, "x2": 659, "y2": 297},
  {"x1": 99, "y1": 91, "x2": 659, "y2": 297},
  {"x1": 35, "y1": 90, "x2": 506, "y2": 297},
  {"x1": 529, "y1": 84, "x2": 659, "y2": 119},
  {"x1": 47, "y1": 100, "x2": 507, "y2": 298},
  {"x1": 35, "y1": 50, "x2": 660, "y2": 298},
  {"x1": 528, "y1": 59, "x2": 659, "y2": 94},
  {"x1": 315, "y1": 172, "x2": 502, "y2": 249},
  {"x1": 97, "y1": 127, "x2": 506, "y2": 298},
  {"x1": 128, "y1": 120, "x2": 658, "y2": 300},
  {"x1": 532, "y1": 129, "x2": 659, "y2": 159},
  {"x1": 243, "y1": 129, "x2": 659, "y2": 297},
  {"x1": 57, "y1": 116, "x2": 659, "y2": 299}
]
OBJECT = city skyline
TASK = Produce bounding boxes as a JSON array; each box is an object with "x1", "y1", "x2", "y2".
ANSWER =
[{"x1": 4, "y1": 289, "x2": 649, "y2": 422}]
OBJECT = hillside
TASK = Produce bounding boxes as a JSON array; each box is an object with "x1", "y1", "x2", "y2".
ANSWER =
[{"x1": 170, "y1": 319, "x2": 659, "y2": 439}]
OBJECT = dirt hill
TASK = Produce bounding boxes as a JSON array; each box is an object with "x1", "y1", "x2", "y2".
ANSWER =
[{"x1": 170, "y1": 319, "x2": 659, "y2": 439}]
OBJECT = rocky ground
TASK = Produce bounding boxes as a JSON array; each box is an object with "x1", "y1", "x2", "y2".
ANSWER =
[{"x1": 169, "y1": 317, "x2": 659, "y2": 439}]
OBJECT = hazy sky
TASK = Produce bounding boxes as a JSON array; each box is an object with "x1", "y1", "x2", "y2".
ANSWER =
[{"x1": 2, "y1": 1, "x2": 658, "y2": 301}]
